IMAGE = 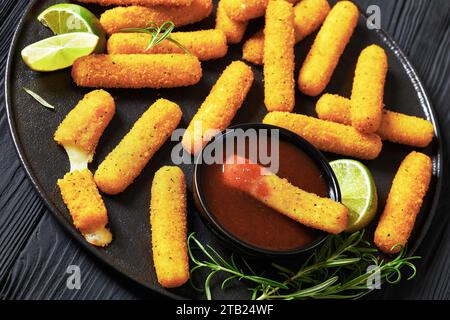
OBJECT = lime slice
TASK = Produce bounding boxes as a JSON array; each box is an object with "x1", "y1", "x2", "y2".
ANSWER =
[
  {"x1": 37, "y1": 3, "x2": 105, "y2": 52},
  {"x1": 21, "y1": 32, "x2": 99, "y2": 72},
  {"x1": 330, "y1": 159, "x2": 378, "y2": 232}
]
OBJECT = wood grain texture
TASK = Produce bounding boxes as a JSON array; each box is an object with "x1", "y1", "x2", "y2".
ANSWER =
[{"x1": 0, "y1": 0, "x2": 449, "y2": 299}]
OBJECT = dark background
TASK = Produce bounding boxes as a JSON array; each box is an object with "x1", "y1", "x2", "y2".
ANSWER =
[{"x1": 0, "y1": 0, "x2": 449, "y2": 300}]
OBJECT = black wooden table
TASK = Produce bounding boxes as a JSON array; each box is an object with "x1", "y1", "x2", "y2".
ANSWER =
[{"x1": 0, "y1": 0, "x2": 449, "y2": 300}]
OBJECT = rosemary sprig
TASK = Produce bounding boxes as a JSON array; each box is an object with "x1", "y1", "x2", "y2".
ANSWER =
[
  {"x1": 23, "y1": 87, "x2": 55, "y2": 110},
  {"x1": 120, "y1": 21, "x2": 191, "y2": 54},
  {"x1": 188, "y1": 231, "x2": 420, "y2": 300}
]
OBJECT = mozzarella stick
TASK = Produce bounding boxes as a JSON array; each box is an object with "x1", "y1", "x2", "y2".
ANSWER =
[
  {"x1": 72, "y1": 54, "x2": 202, "y2": 89},
  {"x1": 58, "y1": 169, "x2": 112, "y2": 247},
  {"x1": 263, "y1": 112, "x2": 382, "y2": 160},
  {"x1": 150, "y1": 166, "x2": 188, "y2": 288},
  {"x1": 351, "y1": 45, "x2": 388, "y2": 133},
  {"x1": 374, "y1": 152, "x2": 432, "y2": 254},
  {"x1": 54, "y1": 90, "x2": 115, "y2": 165},
  {"x1": 242, "y1": 0, "x2": 331, "y2": 65},
  {"x1": 298, "y1": 1, "x2": 358, "y2": 96},
  {"x1": 264, "y1": 0, "x2": 295, "y2": 112},
  {"x1": 182, "y1": 61, "x2": 254, "y2": 154},
  {"x1": 316, "y1": 94, "x2": 434, "y2": 147},
  {"x1": 216, "y1": 0, "x2": 248, "y2": 44},
  {"x1": 100, "y1": 0, "x2": 213, "y2": 35},
  {"x1": 223, "y1": 155, "x2": 348, "y2": 234},
  {"x1": 223, "y1": 0, "x2": 268, "y2": 21},
  {"x1": 78, "y1": 0, "x2": 192, "y2": 6},
  {"x1": 95, "y1": 99, "x2": 182, "y2": 194},
  {"x1": 107, "y1": 30, "x2": 228, "y2": 61}
]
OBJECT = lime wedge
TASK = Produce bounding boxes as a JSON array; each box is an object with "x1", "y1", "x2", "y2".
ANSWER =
[
  {"x1": 21, "y1": 32, "x2": 99, "y2": 72},
  {"x1": 37, "y1": 3, "x2": 105, "y2": 52},
  {"x1": 330, "y1": 159, "x2": 378, "y2": 232}
]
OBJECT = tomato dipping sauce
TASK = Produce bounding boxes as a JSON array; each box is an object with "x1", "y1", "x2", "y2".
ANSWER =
[{"x1": 198, "y1": 131, "x2": 329, "y2": 252}]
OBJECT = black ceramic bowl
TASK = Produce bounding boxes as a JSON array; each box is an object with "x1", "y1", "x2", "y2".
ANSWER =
[{"x1": 193, "y1": 123, "x2": 342, "y2": 257}]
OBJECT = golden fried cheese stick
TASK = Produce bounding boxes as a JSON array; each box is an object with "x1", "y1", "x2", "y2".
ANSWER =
[
  {"x1": 223, "y1": 155, "x2": 348, "y2": 234},
  {"x1": 216, "y1": 0, "x2": 248, "y2": 44},
  {"x1": 100, "y1": 0, "x2": 213, "y2": 35},
  {"x1": 58, "y1": 169, "x2": 112, "y2": 247},
  {"x1": 242, "y1": 0, "x2": 331, "y2": 65},
  {"x1": 78, "y1": 0, "x2": 192, "y2": 6},
  {"x1": 298, "y1": 1, "x2": 358, "y2": 96},
  {"x1": 72, "y1": 54, "x2": 202, "y2": 89},
  {"x1": 263, "y1": 112, "x2": 382, "y2": 160},
  {"x1": 351, "y1": 45, "x2": 388, "y2": 133},
  {"x1": 264, "y1": 0, "x2": 295, "y2": 112},
  {"x1": 107, "y1": 30, "x2": 228, "y2": 61},
  {"x1": 223, "y1": 0, "x2": 268, "y2": 21},
  {"x1": 374, "y1": 152, "x2": 432, "y2": 254},
  {"x1": 150, "y1": 166, "x2": 189, "y2": 288},
  {"x1": 95, "y1": 99, "x2": 182, "y2": 194},
  {"x1": 182, "y1": 61, "x2": 254, "y2": 154},
  {"x1": 316, "y1": 94, "x2": 434, "y2": 147}
]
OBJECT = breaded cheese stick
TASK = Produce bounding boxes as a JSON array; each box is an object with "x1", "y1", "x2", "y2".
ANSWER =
[
  {"x1": 72, "y1": 54, "x2": 202, "y2": 89},
  {"x1": 242, "y1": 0, "x2": 331, "y2": 65},
  {"x1": 263, "y1": 112, "x2": 382, "y2": 160},
  {"x1": 150, "y1": 166, "x2": 188, "y2": 288},
  {"x1": 351, "y1": 45, "x2": 388, "y2": 133},
  {"x1": 107, "y1": 30, "x2": 228, "y2": 61},
  {"x1": 223, "y1": 0, "x2": 268, "y2": 21},
  {"x1": 298, "y1": 1, "x2": 358, "y2": 96},
  {"x1": 264, "y1": 0, "x2": 295, "y2": 112},
  {"x1": 216, "y1": 0, "x2": 248, "y2": 44},
  {"x1": 54, "y1": 90, "x2": 115, "y2": 166},
  {"x1": 223, "y1": 155, "x2": 349, "y2": 234},
  {"x1": 316, "y1": 94, "x2": 434, "y2": 147},
  {"x1": 95, "y1": 99, "x2": 182, "y2": 194},
  {"x1": 182, "y1": 61, "x2": 254, "y2": 154},
  {"x1": 100, "y1": 0, "x2": 213, "y2": 35},
  {"x1": 374, "y1": 152, "x2": 432, "y2": 254},
  {"x1": 58, "y1": 169, "x2": 112, "y2": 247},
  {"x1": 78, "y1": 0, "x2": 192, "y2": 6}
]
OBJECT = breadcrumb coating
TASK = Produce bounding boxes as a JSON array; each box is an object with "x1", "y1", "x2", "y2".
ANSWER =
[
  {"x1": 72, "y1": 54, "x2": 202, "y2": 89},
  {"x1": 351, "y1": 45, "x2": 388, "y2": 133},
  {"x1": 182, "y1": 61, "x2": 254, "y2": 154},
  {"x1": 100, "y1": 0, "x2": 213, "y2": 35},
  {"x1": 264, "y1": 0, "x2": 295, "y2": 112},
  {"x1": 94, "y1": 99, "x2": 182, "y2": 194},
  {"x1": 215, "y1": 0, "x2": 248, "y2": 44},
  {"x1": 54, "y1": 90, "x2": 115, "y2": 157},
  {"x1": 78, "y1": 0, "x2": 192, "y2": 6},
  {"x1": 298, "y1": 1, "x2": 358, "y2": 96},
  {"x1": 374, "y1": 152, "x2": 432, "y2": 254},
  {"x1": 150, "y1": 166, "x2": 188, "y2": 288},
  {"x1": 107, "y1": 30, "x2": 228, "y2": 61},
  {"x1": 316, "y1": 94, "x2": 434, "y2": 147},
  {"x1": 263, "y1": 111, "x2": 382, "y2": 160},
  {"x1": 242, "y1": 0, "x2": 330, "y2": 65},
  {"x1": 58, "y1": 169, "x2": 112, "y2": 247}
]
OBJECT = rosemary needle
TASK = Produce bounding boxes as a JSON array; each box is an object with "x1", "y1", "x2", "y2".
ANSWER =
[{"x1": 23, "y1": 87, "x2": 55, "y2": 110}]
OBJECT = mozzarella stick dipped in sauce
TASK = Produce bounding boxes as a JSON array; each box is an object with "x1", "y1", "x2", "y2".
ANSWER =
[
  {"x1": 216, "y1": 0, "x2": 248, "y2": 44},
  {"x1": 78, "y1": 0, "x2": 192, "y2": 6},
  {"x1": 264, "y1": 0, "x2": 295, "y2": 112},
  {"x1": 150, "y1": 166, "x2": 189, "y2": 288},
  {"x1": 351, "y1": 45, "x2": 388, "y2": 133},
  {"x1": 100, "y1": 0, "x2": 213, "y2": 35},
  {"x1": 374, "y1": 152, "x2": 432, "y2": 254},
  {"x1": 223, "y1": 155, "x2": 349, "y2": 234},
  {"x1": 182, "y1": 61, "x2": 254, "y2": 154},
  {"x1": 107, "y1": 30, "x2": 228, "y2": 61},
  {"x1": 263, "y1": 112, "x2": 382, "y2": 160},
  {"x1": 95, "y1": 99, "x2": 182, "y2": 195},
  {"x1": 242, "y1": 0, "x2": 331, "y2": 65},
  {"x1": 298, "y1": 1, "x2": 358, "y2": 96},
  {"x1": 72, "y1": 54, "x2": 202, "y2": 89},
  {"x1": 54, "y1": 90, "x2": 115, "y2": 246},
  {"x1": 316, "y1": 94, "x2": 434, "y2": 147}
]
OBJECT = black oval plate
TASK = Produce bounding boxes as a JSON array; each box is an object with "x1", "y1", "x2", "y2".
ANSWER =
[{"x1": 6, "y1": 0, "x2": 443, "y2": 300}]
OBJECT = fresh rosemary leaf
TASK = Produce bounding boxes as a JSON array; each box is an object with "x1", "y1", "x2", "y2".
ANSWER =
[{"x1": 23, "y1": 87, "x2": 55, "y2": 110}]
